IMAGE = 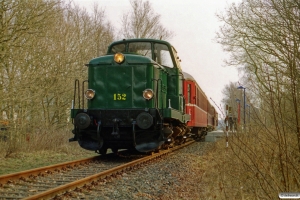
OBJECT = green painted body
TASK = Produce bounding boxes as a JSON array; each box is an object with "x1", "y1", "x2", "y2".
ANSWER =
[{"x1": 70, "y1": 39, "x2": 190, "y2": 153}]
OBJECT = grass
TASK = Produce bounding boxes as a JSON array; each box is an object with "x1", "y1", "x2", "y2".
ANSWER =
[
  {"x1": 0, "y1": 143, "x2": 95, "y2": 175},
  {"x1": 197, "y1": 127, "x2": 300, "y2": 199},
  {"x1": 0, "y1": 127, "x2": 97, "y2": 175}
]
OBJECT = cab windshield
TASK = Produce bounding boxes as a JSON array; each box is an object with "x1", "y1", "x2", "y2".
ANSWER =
[{"x1": 109, "y1": 42, "x2": 174, "y2": 68}]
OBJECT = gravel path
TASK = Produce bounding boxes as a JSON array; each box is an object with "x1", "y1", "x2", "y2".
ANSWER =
[{"x1": 72, "y1": 141, "x2": 215, "y2": 200}]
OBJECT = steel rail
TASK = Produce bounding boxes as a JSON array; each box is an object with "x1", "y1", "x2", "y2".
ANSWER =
[
  {"x1": 0, "y1": 156, "x2": 99, "y2": 186},
  {"x1": 24, "y1": 140, "x2": 194, "y2": 200}
]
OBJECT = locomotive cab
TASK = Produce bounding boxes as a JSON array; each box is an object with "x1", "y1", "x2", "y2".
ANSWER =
[{"x1": 69, "y1": 39, "x2": 190, "y2": 154}]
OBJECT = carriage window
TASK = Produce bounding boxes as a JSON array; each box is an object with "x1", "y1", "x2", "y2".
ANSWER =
[
  {"x1": 111, "y1": 44, "x2": 126, "y2": 53},
  {"x1": 154, "y1": 43, "x2": 174, "y2": 68},
  {"x1": 128, "y1": 42, "x2": 152, "y2": 58}
]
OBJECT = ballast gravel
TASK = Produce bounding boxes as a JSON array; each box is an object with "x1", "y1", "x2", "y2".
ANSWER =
[{"x1": 74, "y1": 141, "x2": 215, "y2": 200}]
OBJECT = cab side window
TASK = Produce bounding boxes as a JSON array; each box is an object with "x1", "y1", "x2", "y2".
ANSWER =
[{"x1": 154, "y1": 43, "x2": 174, "y2": 68}]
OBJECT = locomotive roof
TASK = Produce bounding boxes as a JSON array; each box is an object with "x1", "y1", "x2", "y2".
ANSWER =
[
  {"x1": 107, "y1": 38, "x2": 177, "y2": 53},
  {"x1": 109, "y1": 38, "x2": 172, "y2": 46}
]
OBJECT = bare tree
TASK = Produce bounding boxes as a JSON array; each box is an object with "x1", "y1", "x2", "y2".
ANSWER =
[
  {"x1": 216, "y1": 0, "x2": 300, "y2": 197},
  {"x1": 120, "y1": 0, "x2": 173, "y2": 40},
  {"x1": 0, "y1": 0, "x2": 59, "y2": 127},
  {"x1": 0, "y1": 0, "x2": 115, "y2": 154},
  {"x1": 217, "y1": 0, "x2": 300, "y2": 148}
]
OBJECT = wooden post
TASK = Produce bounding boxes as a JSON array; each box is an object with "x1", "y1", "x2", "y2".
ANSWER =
[{"x1": 225, "y1": 105, "x2": 229, "y2": 148}]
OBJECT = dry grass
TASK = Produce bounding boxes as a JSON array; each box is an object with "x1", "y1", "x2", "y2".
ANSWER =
[
  {"x1": 0, "y1": 126, "x2": 95, "y2": 175},
  {"x1": 0, "y1": 126, "x2": 79, "y2": 154},
  {"x1": 197, "y1": 127, "x2": 300, "y2": 199}
]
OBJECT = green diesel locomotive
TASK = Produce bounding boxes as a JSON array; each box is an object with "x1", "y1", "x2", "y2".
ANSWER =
[{"x1": 69, "y1": 39, "x2": 190, "y2": 154}]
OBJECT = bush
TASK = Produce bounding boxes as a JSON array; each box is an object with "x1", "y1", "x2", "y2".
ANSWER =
[{"x1": 200, "y1": 128, "x2": 300, "y2": 199}]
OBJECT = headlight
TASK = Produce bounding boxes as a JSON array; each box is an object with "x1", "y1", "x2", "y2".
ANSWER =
[
  {"x1": 143, "y1": 89, "x2": 154, "y2": 100},
  {"x1": 114, "y1": 53, "x2": 125, "y2": 64},
  {"x1": 85, "y1": 89, "x2": 95, "y2": 100}
]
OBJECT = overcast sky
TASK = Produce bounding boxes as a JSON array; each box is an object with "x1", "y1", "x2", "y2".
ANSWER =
[{"x1": 73, "y1": 0, "x2": 241, "y2": 115}]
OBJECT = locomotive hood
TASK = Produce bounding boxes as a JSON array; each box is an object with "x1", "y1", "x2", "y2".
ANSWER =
[{"x1": 86, "y1": 54, "x2": 166, "y2": 109}]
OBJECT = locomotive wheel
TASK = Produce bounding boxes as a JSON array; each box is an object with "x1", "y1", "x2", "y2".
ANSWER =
[
  {"x1": 99, "y1": 147, "x2": 107, "y2": 155},
  {"x1": 147, "y1": 151, "x2": 155, "y2": 155},
  {"x1": 112, "y1": 148, "x2": 118, "y2": 154},
  {"x1": 154, "y1": 148, "x2": 160, "y2": 153}
]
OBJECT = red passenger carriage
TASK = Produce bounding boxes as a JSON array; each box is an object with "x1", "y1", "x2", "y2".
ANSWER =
[{"x1": 182, "y1": 72, "x2": 218, "y2": 138}]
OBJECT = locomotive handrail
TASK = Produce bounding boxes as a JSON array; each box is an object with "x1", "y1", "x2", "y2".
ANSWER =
[
  {"x1": 151, "y1": 78, "x2": 160, "y2": 109},
  {"x1": 74, "y1": 79, "x2": 80, "y2": 110},
  {"x1": 150, "y1": 78, "x2": 165, "y2": 144},
  {"x1": 151, "y1": 78, "x2": 164, "y2": 121},
  {"x1": 72, "y1": 79, "x2": 81, "y2": 124},
  {"x1": 82, "y1": 80, "x2": 88, "y2": 109}
]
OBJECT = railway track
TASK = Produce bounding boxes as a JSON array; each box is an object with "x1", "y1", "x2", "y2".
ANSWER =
[{"x1": 0, "y1": 140, "x2": 194, "y2": 200}]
